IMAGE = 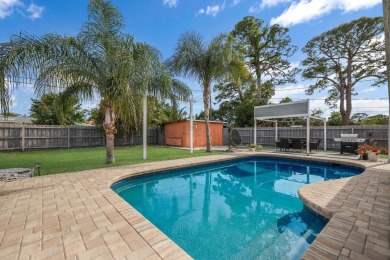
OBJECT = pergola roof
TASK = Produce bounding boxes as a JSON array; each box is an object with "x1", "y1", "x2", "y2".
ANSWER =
[{"x1": 254, "y1": 100, "x2": 310, "y2": 120}]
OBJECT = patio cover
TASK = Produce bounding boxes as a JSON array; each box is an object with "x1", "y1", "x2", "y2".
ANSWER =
[{"x1": 253, "y1": 100, "x2": 327, "y2": 155}]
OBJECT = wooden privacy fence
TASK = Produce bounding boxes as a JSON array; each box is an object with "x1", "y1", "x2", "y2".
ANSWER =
[
  {"x1": 228, "y1": 125, "x2": 388, "y2": 150},
  {"x1": 0, "y1": 124, "x2": 159, "y2": 151},
  {"x1": 1, "y1": 123, "x2": 388, "y2": 151}
]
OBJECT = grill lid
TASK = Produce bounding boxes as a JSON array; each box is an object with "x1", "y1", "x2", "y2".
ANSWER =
[{"x1": 334, "y1": 134, "x2": 365, "y2": 142}]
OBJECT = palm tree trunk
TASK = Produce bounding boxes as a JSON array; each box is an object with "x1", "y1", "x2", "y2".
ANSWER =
[
  {"x1": 203, "y1": 83, "x2": 212, "y2": 152},
  {"x1": 103, "y1": 104, "x2": 117, "y2": 163}
]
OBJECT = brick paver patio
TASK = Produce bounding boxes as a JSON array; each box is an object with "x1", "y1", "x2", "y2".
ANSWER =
[
  {"x1": 300, "y1": 160, "x2": 390, "y2": 259},
  {"x1": 0, "y1": 152, "x2": 389, "y2": 259}
]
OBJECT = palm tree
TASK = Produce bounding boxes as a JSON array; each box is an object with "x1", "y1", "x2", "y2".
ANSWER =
[
  {"x1": 0, "y1": 0, "x2": 190, "y2": 163},
  {"x1": 168, "y1": 31, "x2": 231, "y2": 152}
]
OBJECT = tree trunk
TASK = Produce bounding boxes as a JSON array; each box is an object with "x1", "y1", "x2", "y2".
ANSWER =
[
  {"x1": 256, "y1": 66, "x2": 262, "y2": 100},
  {"x1": 338, "y1": 72, "x2": 349, "y2": 126},
  {"x1": 344, "y1": 57, "x2": 353, "y2": 126},
  {"x1": 103, "y1": 104, "x2": 117, "y2": 163},
  {"x1": 340, "y1": 93, "x2": 349, "y2": 125},
  {"x1": 345, "y1": 84, "x2": 352, "y2": 125},
  {"x1": 203, "y1": 82, "x2": 212, "y2": 152}
]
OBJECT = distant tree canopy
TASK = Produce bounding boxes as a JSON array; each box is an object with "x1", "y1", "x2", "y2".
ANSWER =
[
  {"x1": 29, "y1": 93, "x2": 86, "y2": 125},
  {"x1": 231, "y1": 16, "x2": 298, "y2": 100},
  {"x1": 212, "y1": 79, "x2": 274, "y2": 127},
  {"x1": 301, "y1": 16, "x2": 385, "y2": 126},
  {"x1": 279, "y1": 97, "x2": 292, "y2": 103},
  {"x1": 350, "y1": 113, "x2": 388, "y2": 125},
  {"x1": 327, "y1": 111, "x2": 343, "y2": 126}
]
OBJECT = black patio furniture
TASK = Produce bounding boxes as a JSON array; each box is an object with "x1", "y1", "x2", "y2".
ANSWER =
[
  {"x1": 309, "y1": 139, "x2": 321, "y2": 153},
  {"x1": 291, "y1": 138, "x2": 304, "y2": 151},
  {"x1": 275, "y1": 140, "x2": 282, "y2": 150},
  {"x1": 279, "y1": 138, "x2": 291, "y2": 151}
]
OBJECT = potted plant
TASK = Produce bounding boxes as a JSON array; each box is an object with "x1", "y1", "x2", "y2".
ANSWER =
[
  {"x1": 356, "y1": 144, "x2": 370, "y2": 160},
  {"x1": 356, "y1": 144, "x2": 385, "y2": 162},
  {"x1": 249, "y1": 143, "x2": 257, "y2": 152},
  {"x1": 368, "y1": 147, "x2": 379, "y2": 162}
]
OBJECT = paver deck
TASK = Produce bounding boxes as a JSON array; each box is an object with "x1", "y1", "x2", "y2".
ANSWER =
[
  {"x1": 0, "y1": 151, "x2": 389, "y2": 259},
  {"x1": 300, "y1": 159, "x2": 390, "y2": 259}
]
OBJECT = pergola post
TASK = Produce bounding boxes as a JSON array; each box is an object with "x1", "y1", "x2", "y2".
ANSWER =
[
  {"x1": 306, "y1": 116, "x2": 310, "y2": 155},
  {"x1": 324, "y1": 118, "x2": 327, "y2": 151},
  {"x1": 143, "y1": 92, "x2": 147, "y2": 160},
  {"x1": 254, "y1": 119, "x2": 257, "y2": 145},
  {"x1": 190, "y1": 100, "x2": 194, "y2": 154},
  {"x1": 275, "y1": 121, "x2": 278, "y2": 142}
]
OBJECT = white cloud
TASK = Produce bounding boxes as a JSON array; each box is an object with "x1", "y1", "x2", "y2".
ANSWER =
[
  {"x1": 351, "y1": 99, "x2": 388, "y2": 115},
  {"x1": 339, "y1": 0, "x2": 382, "y2": 12},
  {"x1": 162, "y1": 0, "x2": 178, "y2": 8},
  {"x1": 232, "y1": 0, "x2": 240, "y2": 6},
  {"x1": 197, "y1": 3, "x2": 225, "y2": 17},
  {"x1": 272, "y1": 84, "x2": 307, "y2": 101},
  {"x1": 360, "y1": 87, "x2": 377, "y2": 93},
  {"x1": 0, "y1": 0, "x2": 22, "y2": 18},
  {"x1": 249, "y1": 0, "x2": 292, "y2": 13},
  {"x1": 26, "y1": 3, "x2": 43, "y2": 19},
  {"x1": 270, "y1": 0, "x2": 381, "y2": 27},
  {"x1": 9, "y1": 94, "x2": 18, "y2": 109},
  {"x1": 0, "y1": 0, "x2": 44, "y2": 20}
]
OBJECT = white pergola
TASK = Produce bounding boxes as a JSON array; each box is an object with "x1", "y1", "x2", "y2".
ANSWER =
[{"x1": 253, "y1": 100, "x2": 327, "y2": 155}]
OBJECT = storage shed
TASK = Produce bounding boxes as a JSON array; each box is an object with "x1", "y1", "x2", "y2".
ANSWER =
[{"x1": 164, "y1": 120, "x2": 224, "y2": 148}]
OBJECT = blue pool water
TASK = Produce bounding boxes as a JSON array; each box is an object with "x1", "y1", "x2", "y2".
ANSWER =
[{"x1": 112, "y1": 157, "x2": 363, "y2": 260}]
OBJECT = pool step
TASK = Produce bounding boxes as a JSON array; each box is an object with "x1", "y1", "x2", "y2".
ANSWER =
[{"x1": 229, "y1": 222, "x2": 313, "y2": 260}]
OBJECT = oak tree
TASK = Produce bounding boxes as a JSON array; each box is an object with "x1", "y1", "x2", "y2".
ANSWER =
[{"x1": 302, "y1": 16, "x2": 385, "y2": 125}]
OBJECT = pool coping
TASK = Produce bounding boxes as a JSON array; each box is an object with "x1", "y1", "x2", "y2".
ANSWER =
[{"x1": 0, "y1": 151, "x2": 388, "y2": 259}]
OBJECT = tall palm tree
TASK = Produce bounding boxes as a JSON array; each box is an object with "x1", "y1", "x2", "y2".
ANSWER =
[
  {"x1": 168, "y1": 31, "x2": 231, "y2": 152},
  {"x1": 0, "y1": 0, "x2": 190, "y2": 163}
]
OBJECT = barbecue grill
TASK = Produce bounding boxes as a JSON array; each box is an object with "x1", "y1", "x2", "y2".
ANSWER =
[{"x1": 333, "y1": 134, "x2": 365, "y2": 154}]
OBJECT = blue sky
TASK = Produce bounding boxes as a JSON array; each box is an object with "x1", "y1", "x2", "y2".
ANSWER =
[{"x1": 0, "y1": 0, "x2": 385, "y2": 118}]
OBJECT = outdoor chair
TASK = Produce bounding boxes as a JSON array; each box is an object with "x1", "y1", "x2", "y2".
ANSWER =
[
  {"x1": 310, "y1": 139, "x2": 321, "y2": 153},
  {"x1": 275, "y1": 140, "x2": 282, "y2": 150},
  {"x1": 291, "y1": 138, "x2": 303, "y2": 152},
  {"x1": 280, "y1": 138, "x2": 291, "y2": 151}
]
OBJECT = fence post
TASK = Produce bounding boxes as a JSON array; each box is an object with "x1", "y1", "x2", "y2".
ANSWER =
[
  {"x1": 68, "y1": 126, "x2": 70, "y2": 149},
  {"x1": 21, "y1": 125, "x2": 25, "y2": 151}
]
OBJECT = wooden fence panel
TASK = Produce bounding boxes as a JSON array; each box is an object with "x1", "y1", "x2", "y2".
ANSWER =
[
  {"x1": 70, "y1": 127, "x2": 104, "y2": 148},
  {"x1": 0, "y1": 125, "x2": 21, "y2": 150},
  {"x1": 25, "y1": 126, "x2": 68, "y2": 149},
  {"x1": 0, "y1": 124, "x2": 159, "y2": 151}
]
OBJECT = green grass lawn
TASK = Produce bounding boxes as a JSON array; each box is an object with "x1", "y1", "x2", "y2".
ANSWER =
[{"x1": 0, "y1": 146, "x2": 225, "y2": 176}]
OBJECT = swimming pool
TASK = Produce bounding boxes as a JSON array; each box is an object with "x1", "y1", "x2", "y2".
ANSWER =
[{"x1": 112, "y1": 157, "x2": 363, "y2": 259}]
